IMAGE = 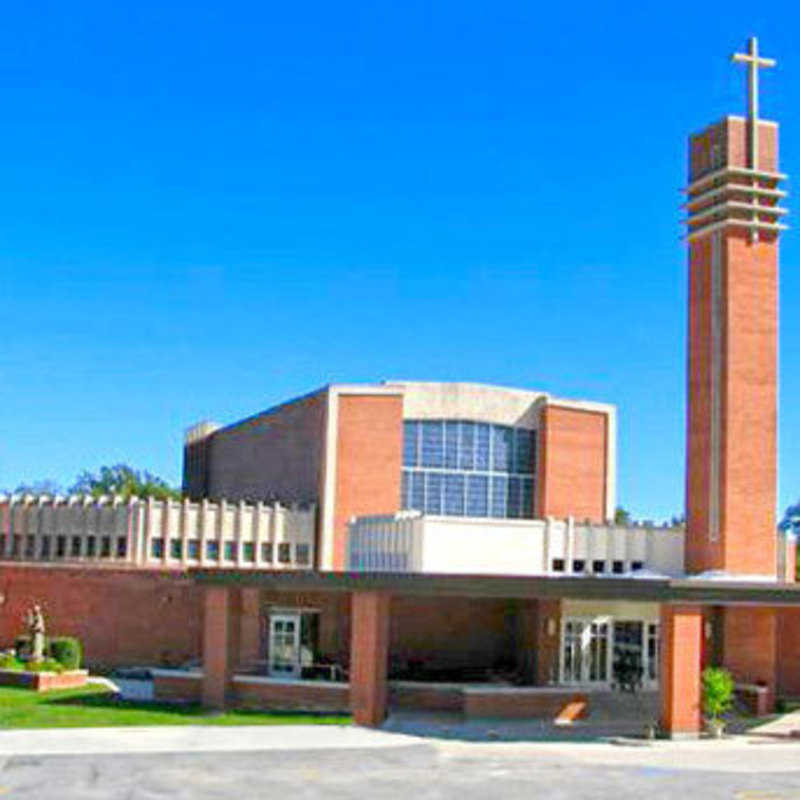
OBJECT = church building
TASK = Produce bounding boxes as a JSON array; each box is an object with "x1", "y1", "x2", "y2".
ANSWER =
[{"x1": 1, "y1": 38, "x2": 799, "y2": 738}]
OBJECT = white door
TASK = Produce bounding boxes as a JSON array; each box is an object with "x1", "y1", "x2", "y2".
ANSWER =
[
  {"x1": 560, "y1": 617, "x2": 611, "y2": 685},
  {"x1": 269, "y1": 614, "x2": 301, "y2": 677}
]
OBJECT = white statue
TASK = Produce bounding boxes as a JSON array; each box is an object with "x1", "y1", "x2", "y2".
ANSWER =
[{"x1": 25, "y1": 604, "x2": 45, "y2": 663}]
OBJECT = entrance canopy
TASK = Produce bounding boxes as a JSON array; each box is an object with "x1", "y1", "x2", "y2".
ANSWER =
[{"x1": 192, "y1": 569, "x2": 800, "y2": 606}]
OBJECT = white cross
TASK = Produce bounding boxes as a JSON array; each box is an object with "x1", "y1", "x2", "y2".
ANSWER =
[{"x1": 731, "y1": 36, "x2": 776, "y2": 170}]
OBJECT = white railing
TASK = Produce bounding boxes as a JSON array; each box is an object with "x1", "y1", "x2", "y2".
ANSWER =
[
  {"x1": 0, "y1": 495, "x2": 315, "y2": 570},
  {"x1": 348, "y1": 513, "x2": 685, "y2": 578}
]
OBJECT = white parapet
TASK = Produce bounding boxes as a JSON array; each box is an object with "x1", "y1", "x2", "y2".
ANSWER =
[
  {"x1": 348, "y1": 513, "x2": 685, "y2": 578},
  {"x1": 0, "y1": 494, "x2": 315, "y2": 570}
]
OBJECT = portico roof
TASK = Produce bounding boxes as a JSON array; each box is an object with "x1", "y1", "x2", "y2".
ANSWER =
[{"x1": 191, "y1": 569, "x2": 800, "y2": 606}]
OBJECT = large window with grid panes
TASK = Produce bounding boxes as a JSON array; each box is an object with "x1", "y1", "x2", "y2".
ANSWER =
[{"x1": 401, "y1": 419, "x2": 535, "y2": 518}]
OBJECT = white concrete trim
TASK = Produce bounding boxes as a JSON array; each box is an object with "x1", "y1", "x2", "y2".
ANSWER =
[
  {"x1": 709, "y1": 230, "x2": 722, "y2": 543},
  {"x1": 150, "y1": 669, "x2": 203, "y2": 679},
  {"x1": 605, "y1": 406, "x2": 617, "y2": 522},
  {"x1": 686, "y1": 218, "x2": 788, "y2": 242},
  {"x1": 320, "y1": 387, "x2": 338, "y2": 571},
  {"x1": 687, "y1": 200, "x2": 788, "y2": 227},
  {"x1": 684, "y1": 184, "x2": 787, "y2": 211},
  {"x1": 332, "y1": 384, "x2": 403, "y2": 397},
  {"x1": 319, "y1": 384, "x2": 405, "y2": 571},
  {"x1": 232, "y1": 675, "x2": 347, "y2": 689},
  {"x1": 542, "y1": 397, "x2": 616, "y2": 416},
  {"x1": 686, "y1": 164, "x2": 787, "y2": 195}
]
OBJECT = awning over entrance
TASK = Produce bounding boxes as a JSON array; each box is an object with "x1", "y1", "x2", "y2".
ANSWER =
[
  {"x1": 191, "y1": 568, "x2": 800, "y2": 606},
  {"x1": 190, "y1": 569, "x2": 800, "y2": 739}
]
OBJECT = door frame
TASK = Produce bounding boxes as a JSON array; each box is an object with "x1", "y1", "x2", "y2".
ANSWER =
[
  {"x1": 559, "y1": 616, "x2": 659, "y2": 689},
  {"x1": 268, "y1": 611, "x2": 302, "y2": 678}
]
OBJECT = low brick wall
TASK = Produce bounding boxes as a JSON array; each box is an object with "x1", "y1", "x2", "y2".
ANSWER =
[
  {"x1": 152, "y1": 670, "x2": 203, "y2": 703},
  {"x1": 0, "y1": 668, "x2": 88, "y2": 692},
  {"x1": 463, "y1": 687, "x2": 589, "y2": 721},
  {"x1": 389, "y1": 681, "x2": 464, "y2": 712},
  {"x1": 233, "y1": 676, "x2": 350, "y2": 713},
  {"x1": 735, "y1": 683, "x2": 771, "y2": 717},
  {"x1": 151, "y1": 670, "x2": 590, "y2": 721}
]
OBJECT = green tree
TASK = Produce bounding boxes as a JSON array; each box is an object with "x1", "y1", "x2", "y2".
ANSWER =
[
  {"x1": 10, "y1": 479, "x2": 64, "y2": 495},
  {"x1": 69, "y1": 464, "x2": 181, "y2": 501},
  {"x1": 614, "y1": 506, "x2": 632, "y2": 525}
]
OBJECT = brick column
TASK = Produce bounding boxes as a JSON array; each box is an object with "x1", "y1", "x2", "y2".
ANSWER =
[
  {"x1": 237, "y1": 588, "x2": 261, "y2": 669},
  {"x1": 534, "y1": 599, "x2": 561, "y2": 685},
  {"x1": 660, "y1": 604, "x2": 703, "y2": 739},
  {"x1": 202, "y1": 586, "x2": 231, "y2": 709},
  {"x1": 349, "y1": 591, "x2": 390, "y2": 727}
]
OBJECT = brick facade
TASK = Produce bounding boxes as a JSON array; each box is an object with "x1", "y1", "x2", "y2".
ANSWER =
[
  {"x1": 777, "y1": 608, "x2": 800, "y2": 697},
  {"x1": 722, "y1": 606, "x2": 777, "y2": 710},
  {"x1": 686, "y1": 118, "x2": 779, "y2": 576},
  {"x1": 199, "y1": 390, "x2": 328, "y2": 507},
  {"x1": 536, "y1": 404, "x2": 609, "y2": 523},
  {"x1": 331, "y1": 394, "x2": 403, "y2": 570},
  {"x1": 0, "y1": 564, "x2": 201, "y2": 669}
]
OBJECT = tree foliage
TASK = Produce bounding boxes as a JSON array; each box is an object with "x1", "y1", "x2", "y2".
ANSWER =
[
  {"x1": 780, "y1": 501, "x2": 800, "y2": 533},
  {"x1": 68, "y1": 464, "x2": 181, "y2": 500},
  {"x1": 10, "y1": 479, "x2": 64, "y2": 496},
  {"x1": 614, "y1": 506, "x2": 632, "y2": 525}
]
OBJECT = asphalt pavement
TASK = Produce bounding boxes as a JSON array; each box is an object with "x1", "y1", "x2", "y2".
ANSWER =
[{"x1": 3, "y1": 726, "x2": 800, "y2": 799}]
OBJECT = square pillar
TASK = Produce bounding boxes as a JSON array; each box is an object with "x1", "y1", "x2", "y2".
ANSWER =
[
  {"x1": 349, "y1": 591, "x2": 390, "y2": 727},
  {"x1": 202, "y1": 586, "x2": 231, "y2": 709},
  {"x1": 237, "y1": 588, "x2": 262, "y2": 670},
  {"x1": 660, "y1": 604, "x2": 703, "y2": 739}
]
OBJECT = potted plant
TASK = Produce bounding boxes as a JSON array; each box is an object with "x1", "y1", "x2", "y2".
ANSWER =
[{"x1": 702, "y1": 666, "x2": 734, "y2": 738}]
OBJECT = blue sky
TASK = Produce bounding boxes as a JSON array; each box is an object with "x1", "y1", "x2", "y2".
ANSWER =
[{"x1": 1, "y1": 0, "x2": 799, "y2": 521}]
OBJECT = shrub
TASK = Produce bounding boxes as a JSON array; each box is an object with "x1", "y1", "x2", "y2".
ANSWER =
[
  {"x1": 0, "y1": 652, "x2": 24, "y2": 671},
  {"x1": 702, "y1": 666, "x2": 735, "y2": 722},
  {"x1": 26, "y1": 658, "x2": 64, "y2": 673},
  {"x1": 48, "y1": 637, "x2": 82, "y2": 670},
  {"x1": 14, "y1": 636, "x2": 30, "y2": 657}
]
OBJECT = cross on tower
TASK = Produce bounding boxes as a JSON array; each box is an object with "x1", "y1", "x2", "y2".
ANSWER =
[{"x1": 731, "y1": 36, "x2": 776, "y2": 171}]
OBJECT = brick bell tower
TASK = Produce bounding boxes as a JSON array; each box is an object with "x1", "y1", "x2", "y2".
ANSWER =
[{"x1": 685, "y1": 37, "x2": 788, "y2": 577}]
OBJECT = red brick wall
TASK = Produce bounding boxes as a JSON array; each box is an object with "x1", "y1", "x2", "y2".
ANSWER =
[
  {"x1": 720, "y1": 232, "x2": 777, "y2": 575},
  {"x1": 234, "y1": 678, "x2": 349, "y2": 712},
  {"x1": 153, "y1": 672, "x2": 203, "y2": 702},
  {"x1": 536, "y1": 405, "x2": 608, "y2": 523},
  {"x1": 389, "y1": 596, "x2": 516, "y2": 674},
  {"x1": 723, "y1": 606, "x2": 777, "y2": 709},
  {"x1": 0, "y1": 668, "x2": 88, "y2": 692},
  {"x1": 0, "y1": 565, "x2": 201, "y2": 669},
  {"x1": 777, "y1": 608, "x2": 800, "y2": 697},
  {"x1": 204, "y1": 389, "x2": 328, "y2": 509},
  {"x1": 389, "y1": 683, "x2": 463, "y2": 712},
  {"x1": 686, "y1": 118, "x2": 779, "y2": 576},
  {"x1": 332, "y1": 394, "x2": 403, "y2": 570},
  {"x1": 686, "y1": 233, "x2": 718, "y2": 572}
]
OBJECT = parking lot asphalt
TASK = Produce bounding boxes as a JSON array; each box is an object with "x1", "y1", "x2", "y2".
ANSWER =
[{"x1": 4, "y1": 729, "x2": 800, "y2": 799}]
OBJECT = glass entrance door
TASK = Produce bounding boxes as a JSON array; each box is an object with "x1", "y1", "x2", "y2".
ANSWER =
[
  {"x1": 612, "y1": 621, "x2": 659, "y2": 689},
  {"x1": 560, "y1": 618, "x2": 610, "y2": 684},
  {"x1": 269, "y1": 613, "x2": 301, "y2": 677},
  {"x1": 560, "y1": 617, "x2": 659, "y2": 687}
]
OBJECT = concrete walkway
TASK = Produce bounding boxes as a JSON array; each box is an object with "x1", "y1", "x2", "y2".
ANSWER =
[
  {"x1": 0, "y1": 724, "x2": 420, "y2": 756},
  {"x1": 746, "y1": 709, "x2": 800, "y2": 739}
]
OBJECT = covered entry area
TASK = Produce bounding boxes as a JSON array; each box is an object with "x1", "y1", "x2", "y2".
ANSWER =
[{"x1": 190, "y1": 570, "x2": 800, "y2": 736}]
